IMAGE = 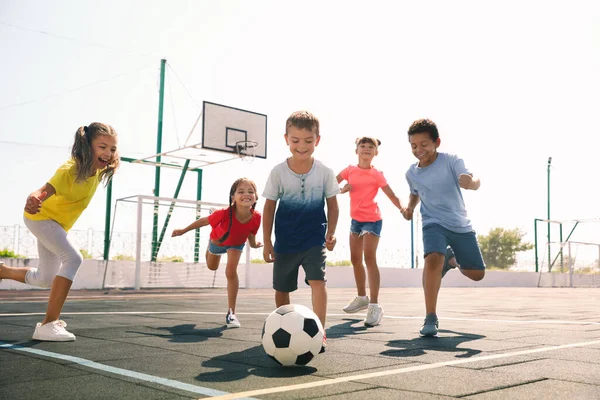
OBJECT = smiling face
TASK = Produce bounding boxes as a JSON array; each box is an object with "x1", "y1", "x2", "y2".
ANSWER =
[
  {"x1": 409, "y1": 132, "x2": 440, "y2": 167},
  {"x1": 231, "y1": 180, "x2": 258, "y2": 209},
  {"x1": 91, "y1": 135, "x2": 118, "y2": 171},
  {"x1": 356, "y1": 141, "x2": 378, "y2": 163},
  {"x1": 285, "y1": 126, "x2": 320, "y2": 161}
]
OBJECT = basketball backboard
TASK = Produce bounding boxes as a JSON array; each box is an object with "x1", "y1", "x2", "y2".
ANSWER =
[{"x1": 202, "y1": 101, "x2": 267, "y2": 159}]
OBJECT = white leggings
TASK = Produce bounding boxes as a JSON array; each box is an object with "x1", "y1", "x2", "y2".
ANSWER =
[{"x1": 23, "y1": 217, "x2": 83, "y2": 288}]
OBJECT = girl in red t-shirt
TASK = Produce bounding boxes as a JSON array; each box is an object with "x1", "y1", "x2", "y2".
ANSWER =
[
  {"x1": 172, "y1": 177, "x2": 262, "y2": 328},
  {"x1": 336, "y1": 137, "x2": 406, "y2": 327}
]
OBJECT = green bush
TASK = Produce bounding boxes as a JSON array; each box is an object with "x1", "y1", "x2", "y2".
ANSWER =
[
  {"x1": 251, "y1": 258, "x2": 267, "y2": 264},
  {"x1": 80, "y1": 249, "x2": 93, "y2": 259},
  {"x1": 0, "y1": 248, "x2": 25, "y2": 259},
  {"x1": 158, "y1": 256, "x2": 184, "y2": 263},
  {"x1": 113, "y1": 254, "x2": 135, "y2": 261},
  {"x1": 326, "y1": 260, "x2": 352, "y2": 267}
]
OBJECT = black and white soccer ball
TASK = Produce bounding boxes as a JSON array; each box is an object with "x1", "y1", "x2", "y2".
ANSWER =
[{"x1": 261, "y1": 304, "x2": 324, "y2": 366}]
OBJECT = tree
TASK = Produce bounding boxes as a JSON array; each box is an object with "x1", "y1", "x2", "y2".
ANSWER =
[{"x1": 477, "y1": 228, "x2": 533, "y2": 270}]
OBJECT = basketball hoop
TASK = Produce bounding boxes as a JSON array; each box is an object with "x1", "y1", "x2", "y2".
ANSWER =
[{"x1": 235, "y1": 140, "x2": 258, "y2": 163}]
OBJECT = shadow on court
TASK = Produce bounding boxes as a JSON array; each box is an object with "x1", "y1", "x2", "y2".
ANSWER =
[{"x1": 382, "y1": 330, "x2": 486, "y2": 358}]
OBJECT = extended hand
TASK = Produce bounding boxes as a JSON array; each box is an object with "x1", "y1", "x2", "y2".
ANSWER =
[
  {"x1": 251, "y1": 241, "x2": 264, "y2": 249},
  {"x1": 171, "y1": 229, "x2": 185, "y2": 237},
  {"x1": 459, "y1": 174, "x2": 473, "y2": 190}
]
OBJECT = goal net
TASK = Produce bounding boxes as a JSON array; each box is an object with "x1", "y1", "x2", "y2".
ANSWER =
[
  {"x1": 535, "y1": 218, "x2": 600, "y2": 287},
  {"x1": 102, "y1": 195, "x2": 251, "y2": 289}
]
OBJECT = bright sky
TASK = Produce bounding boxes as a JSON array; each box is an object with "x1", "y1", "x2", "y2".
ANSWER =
[{"x1": 1, "y1": 1, "x2": 599, "y2": 265}]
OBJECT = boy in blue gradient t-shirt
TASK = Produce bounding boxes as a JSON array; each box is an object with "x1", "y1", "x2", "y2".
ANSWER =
[
  {"x1": 402, "y1": 119, "x2": 486, "y2": 337},
  {"x1": 262, "y1": 110, "x2": 339, "y2": 351}
]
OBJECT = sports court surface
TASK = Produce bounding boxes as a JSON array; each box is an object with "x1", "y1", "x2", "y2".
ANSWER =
[{"x1": 1, "y1": 287, "x2": 599, "y2": 399}]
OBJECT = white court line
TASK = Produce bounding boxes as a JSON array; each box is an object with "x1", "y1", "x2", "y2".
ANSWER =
[
  {"x1": 0, "y1": 342, "x2": 257, "y2": 399},
  {"x1": 207, "y1": 339, "x2": 600, "y2": 400},
  {"x1": 1, "y1": 311, "x2": 599, "y2": 326}
]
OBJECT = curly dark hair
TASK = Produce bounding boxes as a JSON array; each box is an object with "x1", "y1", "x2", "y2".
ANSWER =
[{"x1": 407, "y1": 119, "x2": 439, "y2": 141}]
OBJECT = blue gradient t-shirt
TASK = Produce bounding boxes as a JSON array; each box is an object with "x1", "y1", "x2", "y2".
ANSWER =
[
  {"x1": 405, "y1": 152, "x2": 473, "y2": 233},
  {"x1": 263, "y1": 159, "x2": 339, "y2": 253}
]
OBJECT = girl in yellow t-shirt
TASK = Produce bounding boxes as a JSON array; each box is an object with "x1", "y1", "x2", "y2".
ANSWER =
[
  {"x1": 336, "y1": 137, "x2": 406, "y2": 327},
  {"x1": 0, "y1": 122, "x2": 119, "y2": 341}
]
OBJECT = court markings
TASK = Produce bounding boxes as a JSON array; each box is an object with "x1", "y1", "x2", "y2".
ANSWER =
[
  {"x1": 207, "y1": 339, "x2": 600, "y2": 400},
  {"x1": 0, "y1": 342, "x2": 257, "y2": 400},
  {"x1": 1, "y1": 311, "x2": 598, "y2": 399},
  {"x1": 1, "y1": 311, "x2": 599, "y2": 326}
]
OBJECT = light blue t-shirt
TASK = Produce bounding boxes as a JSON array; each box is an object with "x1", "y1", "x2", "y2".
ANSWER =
[
  {"x1": 405, "y1": 152, "x2": 473, "y2": 233},
  {"x1": 263, "y1": 159, "x2": 339, "y2": 253}
]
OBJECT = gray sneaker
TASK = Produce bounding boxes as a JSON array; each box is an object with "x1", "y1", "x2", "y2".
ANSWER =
[
  {"x1": 419, "y1": 314, "x2": 439, "y2": 337},
  {"x1": 343, "y1": 296, "x2": 369, "y2": 313},
  {"x1": 364, "y1": 304, "x2": 383, "y2": 327},
  {"x1": 442, "y1": 247, "x2": 457, "y2": 278}
]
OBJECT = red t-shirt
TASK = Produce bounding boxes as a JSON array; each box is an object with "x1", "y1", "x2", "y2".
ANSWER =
[{"x1": 208, "y1": 208, "x2": 261, "y2": 246}]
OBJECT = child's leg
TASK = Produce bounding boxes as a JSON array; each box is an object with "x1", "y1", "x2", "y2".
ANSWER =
[
  {"x1": 449, "y1": 231, "x2": 486, "y2": 281},
  {"x1": 349, "y1": 233, "x2": 366, "y2": 296},
  {"x1": 205, "y1": 250, "x2": 221, "y2": 271},
  {"x1": 275, "y1": 290, "x2": 290, "y2": 307},
  {"x1": 423, "y1": 252, "x2": 445, "y2": 315},
  {"x1": 224, "y1": 249, "x2": 243, "y2": 313},
  {"x1": 0, "y1": 262, "x2": 30, "y2": 283},
  {"x1": 308, "y1": 280, "x2": 327, "y2": 328},
  {"x1": 363, "y1": 233, "x2": 381, "y2": 303},
  {"x1": 25, "y1": 219, "x2": 83, "y2": 324}
]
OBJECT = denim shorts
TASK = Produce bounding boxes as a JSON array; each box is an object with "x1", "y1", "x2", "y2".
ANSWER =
[
  {"x1": 273, "y1": 246, "x2": 327, "y2": 292},
  {"x1": 207, "y1": 240, "x2": 245, "y2": 255},
  {"x1": 422, "y1": 223, "x2": 485, "y2": 270},
  {"x1": 350, "y1": 219, "x2": 382, "y2": 237}
]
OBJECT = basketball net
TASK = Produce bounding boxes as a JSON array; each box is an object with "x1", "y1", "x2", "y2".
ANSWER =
[{"x1": 236, "y1": 141, "x2": 258, "y2": 164}]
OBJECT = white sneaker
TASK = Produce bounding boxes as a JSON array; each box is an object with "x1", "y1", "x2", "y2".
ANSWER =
[
  {"x1": 226, "y1": 310, "x2": 241, "y2": 328},
  {"x1": 32, "y1": 320, "x2": 76, "y2": 341},
  {"x1": 343, "y1": 296, "x2": 369, "y2": 313},
  {"x1": 364, "y1": 304, "x2": 384, "y2": 327}
]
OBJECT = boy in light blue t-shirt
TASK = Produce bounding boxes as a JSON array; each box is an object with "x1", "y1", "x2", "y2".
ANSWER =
[
  {"x1": 402, "y1": 119, "x2": 486, "y2": 337},
  {"x1": 262, "y1": 110, "x2": 339, "y2": 351}
]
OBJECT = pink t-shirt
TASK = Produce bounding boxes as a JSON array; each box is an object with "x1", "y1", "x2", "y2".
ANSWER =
[{"x1": 339, "y1": 165, "x2": 388, "y2": 222}]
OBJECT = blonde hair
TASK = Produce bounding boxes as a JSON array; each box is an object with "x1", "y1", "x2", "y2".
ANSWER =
[{"x1": 71, "y1": 122, "x2": 120, "y2": 185}]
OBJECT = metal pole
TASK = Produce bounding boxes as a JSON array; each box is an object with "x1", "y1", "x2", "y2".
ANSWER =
[
  {"x1": 135, "y1": 196, "x2": 143, "y2": 290},
  {"x1": 152, "y1": 58, "x2": 167, "y2": 262},
  {"x1": 534, "y1": 218, "x2": 539, "y2": 273},
  {"x1": 194, "y1": 169, "x2": 203, "y2": 263},
  {"x1": 410, "y1": 219, "x2": 414, "y2": 269},
  {"x1": 103, "y1": 179, "x2": 113, "y2": 260},
  {"x1": 547, "y1": 157, "x2": 552, "y2": 272}
]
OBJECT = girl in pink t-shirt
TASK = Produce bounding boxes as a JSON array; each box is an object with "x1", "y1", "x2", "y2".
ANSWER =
[{"x1": 336, "y1": 137, "x2": 406, "y2": 327}]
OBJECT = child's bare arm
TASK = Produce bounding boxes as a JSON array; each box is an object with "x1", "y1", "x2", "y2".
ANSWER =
[
  {"x1": 262, "y1": 199, "x2": 277, "y2": 262},
  {"x1": 381, "y1": 185, "x2": 405, "y2": 213},
  {"x1": 459, "y1": 173, "x2": 481, "y2": 190},
  {"x1": 24, "y1": 183, "x2": 56, "y2": 214},
  {"x1": 325, "y1": 196, "x2": 339, "y2": 250},
  {"x1": 402, "y1": 193, "x2": 420, "y2": 221},
  {"x1": 172, "y1": 216, "x2": 210, "y2": 237},
  {"x1": 247, "y1": 233, "x2": 263, "y2": 248}
]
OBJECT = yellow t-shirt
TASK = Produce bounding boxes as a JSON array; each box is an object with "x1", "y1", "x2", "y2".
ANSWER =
[{"x1": 24, "y1": 159, "x2": 101, "y2": 232}]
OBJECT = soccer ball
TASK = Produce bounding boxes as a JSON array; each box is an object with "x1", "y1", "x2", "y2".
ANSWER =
[{"x1": 261, "y1": 304, "x2": 324, "y2": 366}]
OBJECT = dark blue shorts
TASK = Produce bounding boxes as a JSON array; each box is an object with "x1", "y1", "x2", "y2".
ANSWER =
[
  {"x1": 273, "y1": 246, "x2": 327, "y2": 292},
  {"x1": 422, "y1": 224, "x2": 485, "y2": 270},
  {"x1": 350, "y1": 219, "x2": 382, "y2": 237},
  {"x1": 207, "y1": 241, "x2": 245, "y2": 255}
]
